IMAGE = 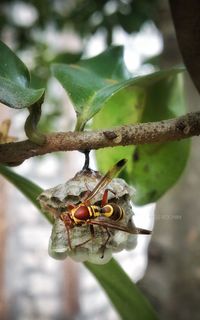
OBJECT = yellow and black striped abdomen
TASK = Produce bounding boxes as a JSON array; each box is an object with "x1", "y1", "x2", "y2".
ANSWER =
[{"x1": 101, "y1": 203, "x2": 124, "y2": 221}]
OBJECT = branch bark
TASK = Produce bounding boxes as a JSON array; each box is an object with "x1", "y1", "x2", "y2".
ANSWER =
[{"x1": 0, "y1": 111, "x2": 200, "y2": 165}]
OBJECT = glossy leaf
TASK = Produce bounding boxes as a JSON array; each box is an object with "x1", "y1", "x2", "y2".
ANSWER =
[
  {"x1": 52, "y1": 51, "x2": 82, "y2": 64},
  {"x1": 52, "y1": 44, "x2": 184, "y2": 131},
  {"x1": 78, "y1": 46, "x2": 131, "y2": 80},
  {"x1": 51, "y1": 46, "x2": 131, "y2": 130},
  {"x1": 0, "y1": 165, "x2": 158, "y2": 319},
  {"x1": 130, "y1": 75, "x2": 190, "y2": 204},
  {"x1": 52, "y1": 63, "x2": 107, "y2": 113},
  {"x1": 86, "y1": 259, "x2": 158, "y2": 320},
  {"x1": 0, "y1": 40, "x2": 44, "y2": 109},
  {"x1": 93, "y1": 70, "x2": 190, "y2": 205}
]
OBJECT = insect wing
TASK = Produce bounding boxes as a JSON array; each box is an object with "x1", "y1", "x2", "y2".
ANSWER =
[
  {"x1": 135, "y1": 227, "x2": 152, "y2": 235},
  {"x1": 87, "y1": 217, "x2": 151, "y2": 235},
  {"x1": 126, "y1": 219, "x2": 152, "y2": 235},
  {"x1": 84, "y1": 159, "x2": 127, "y2": 203}
]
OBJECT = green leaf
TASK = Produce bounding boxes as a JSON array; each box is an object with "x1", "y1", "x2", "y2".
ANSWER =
[
  {"x1": 131, "y1": 140, "x2": 190, "y2": 204},
  {"x1": 52, "y1": 45, "x2": 184, "y2": 132},
  {"x1": 130, "y1": 75, "x2": 190, "y2": 204},
  {"x1": 0, "y1": 40, "x2": 44, "y2": 109},
  {"x1": 0, "y1": 165, "x2": 53, "y2": 223},
  {"x1": 0, "y1": 165, "x2": 158, "y2": 319},
  {"x1": 52, "y1": 63, "x2": 107, "y2": 114},
  {"x1": 93, "y1": 69, "x2": 190, "y2": 205},
  {"x1": 85, "y1": 258, "x2": 158, "y2": 320},
  {"x1": 78, "y1": 46, "x2": 131, "y2": 80},
  {"x1": 51, "y1": 46, "x2": 131, "y2": 130},
  {"x1": 52, "y1": 51, "x2": 82, "y2": 64},
  {"x1": 0, "y1": 40, "x2": 29, "y2": 86}
]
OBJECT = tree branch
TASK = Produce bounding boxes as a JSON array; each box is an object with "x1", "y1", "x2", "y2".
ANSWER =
[{"x1": 0, "y1": 111, "x2": 200, "y2": 165}]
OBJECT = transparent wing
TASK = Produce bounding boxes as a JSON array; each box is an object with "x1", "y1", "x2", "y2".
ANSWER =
[
  {"x1": 84, "y1": 159, "x2": 127, "y2": 204},
  {"x1": 87, "y1": 217, "x2": 152, "y2": 235}
]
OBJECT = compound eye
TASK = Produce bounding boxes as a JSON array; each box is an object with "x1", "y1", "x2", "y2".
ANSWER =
[{"x1": 74, "y1": 205, "x2": 90, "y2": 220}]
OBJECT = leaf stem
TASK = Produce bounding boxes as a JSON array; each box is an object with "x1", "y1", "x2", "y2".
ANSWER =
[
  {"x1": 75, "y1": 115, "x2": 86, "y2": 132},
  {"x1": 24, "y1": 96, "x2": 46, "y2": 145}
]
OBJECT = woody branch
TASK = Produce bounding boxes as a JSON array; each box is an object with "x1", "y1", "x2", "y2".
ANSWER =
[{"x1": 0, "y1": 111, "x2": 200, "y2": 166}]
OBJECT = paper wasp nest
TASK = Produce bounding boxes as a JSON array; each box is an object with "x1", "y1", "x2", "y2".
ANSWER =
[{"x1": 38, "y1": 169, "x2": 137, "y2": 265}]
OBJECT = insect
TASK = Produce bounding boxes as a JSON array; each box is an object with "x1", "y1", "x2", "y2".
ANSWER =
[{"x1": 59, "y1": 159, "x2": 151, "y2": 254}]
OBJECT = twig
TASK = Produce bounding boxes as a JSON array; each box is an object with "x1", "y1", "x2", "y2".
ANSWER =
[{"x1": 0, "y1": 111, "x2": 200, "y2": 165}]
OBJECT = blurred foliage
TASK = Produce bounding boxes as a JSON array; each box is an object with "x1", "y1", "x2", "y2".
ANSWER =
[{"x1": 0, "y1": 0, "x2": 159, "y2": 50}]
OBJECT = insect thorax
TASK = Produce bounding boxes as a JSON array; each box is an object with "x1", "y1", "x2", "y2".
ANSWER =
[{"x1": 71, "y1": 203, "x2": 100, "y2": 224}]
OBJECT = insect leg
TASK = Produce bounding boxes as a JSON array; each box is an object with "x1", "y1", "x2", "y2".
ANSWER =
[
  {"x1": 75, "y1": 225, "x2": 95, "y2": 248},
  {"x1": 90, "y1": 224, "x2": 95, "y2": 238},
  {"x1": 80, "y1": 190, "x2": 91, "y2": 203},
  {"x1": 100, "y1": 227, "x2": 111, "y2": 258},
  {"x1": 101, "y1": 189, "x2": 116, "y2": 207},
  {"x1": 66, "y1": 203, "x2": 76, "y2": 211},
  {"x1": 66, "y1": 225, "x2": 72, "y2": 250}
]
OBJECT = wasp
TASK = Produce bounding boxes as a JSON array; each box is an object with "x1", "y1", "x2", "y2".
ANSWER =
[{"x1": 59, "y1": 159, "x2": 151, "y2": 254}]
